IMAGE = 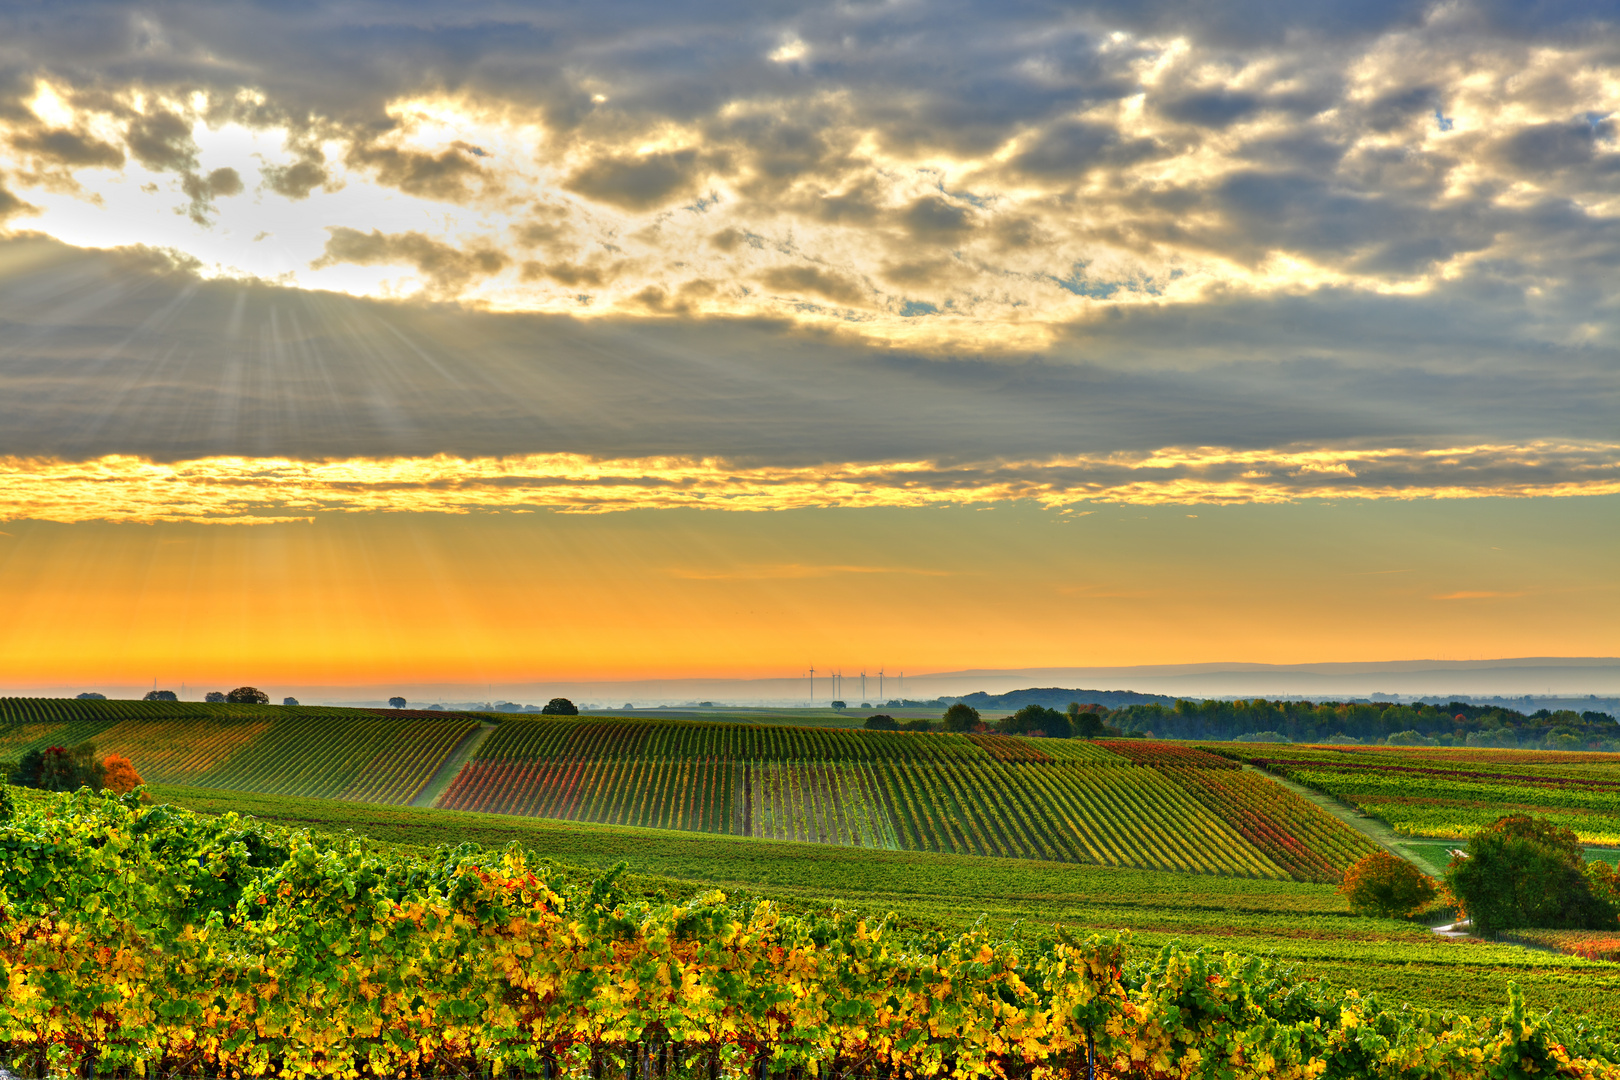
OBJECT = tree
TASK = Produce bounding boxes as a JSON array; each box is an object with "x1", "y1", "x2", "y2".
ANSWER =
[
  {"x1": 205, "y1": 691, "x2": 227, "y2": 703},
  {"x1": 101, "y1": 755, "x2": 144, "y2": 795},
  {"x1": 1339, "y1": 851, "x2": 1437, "y2": 918},
  {"x1": 11, "y1": 743, "x2": 104, "y2": 792},
  {"x1": 76, "y1": 692, "x2": 106, "y2": 700},
  {"x1": 1069, "y1": 702, "x2": 1107, "y2": 739},
  {"x1": 283, "y1": 697, "x2": 299, "y2": 706},
  {"x1": 1446, "y1": 814, "x2": 1617, "y2": 935},
  {"x1": 389, "y1": 696, "x2": 408, "y2": 710},
  {"x1": 864, "y1": 714, "x2": 899, "y2": 731},
  {"x1": 144, "y1": 690, "x2": 178, "y2": 702},
  {"x1": 942, "y1": 703, "x2": 980, "y2": 732},
  {"x1": 541, "y1": 697, "x2": 579, "y2": 716},
  {"x1": 226, "y1": 686, "x2": 270, "y2": 704},
  {"x1": 902, "y1": 718, "x2": 931, "y2": 732},
  {"x1": 998, "y1": 704, "x2": 1071, "y2": 739},
  {"x1": 830, "y1": 700, "x2": 847, "y2": 711}
]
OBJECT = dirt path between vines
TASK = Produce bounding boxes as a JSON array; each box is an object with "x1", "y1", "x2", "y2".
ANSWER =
[
  {"x1": 1240, "y1": 763, "x2": 1454, "y2": 876},
  {"x1": 411, "y1": 721, "x2": 496, "y2": 808}
]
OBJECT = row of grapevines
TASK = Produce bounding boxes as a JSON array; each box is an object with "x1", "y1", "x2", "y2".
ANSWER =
[
  {"x1": 477, "y1": 717, "x2": 992, "y2": 764},
  {"x1": 4, "y1": 789, "x2": 1616, "y2": 1080},
  {"x1": 191, "y1": 714, "x2": 479, "y2": 804},
  {"x1": 749, "y1": 762, "x2": 898, "y2": 848},
  {"x1": 441, "y1": 758, "x2": 738, "y2": 834},
  {"x1": 1161, "y1": 766, "x2": 1380, "y2": 882}
]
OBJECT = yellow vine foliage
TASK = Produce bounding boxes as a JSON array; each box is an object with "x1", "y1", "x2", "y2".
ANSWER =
[{"x1": 1, "y1": 789, "x2": 1617, "y2": 1079}]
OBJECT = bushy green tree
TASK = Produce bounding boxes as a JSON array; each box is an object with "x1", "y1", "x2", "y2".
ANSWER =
[
  {"x1": 863, "y1": 714, "x2": 899, "y2": 731},
  {"x1": 901, "y1": 718, "x2": 931, "y2": 732},
  {"x1": 1068, "y1": 702, "x2": 1107, "y2": 738},
  {"x1": 389, "y1": 696, "x2": 408, "y2": 709},
  {"x1": 205, "y1": 691, "x2": 227, "y2": 703},
  {"x1": 941, "y1": 702, "x2": 980, "y2": 732},
  {"x1": 830, "y1": 700, "x2": 846, "y2": 711},
  {"x1": 144, "y1": 690, "x2": 179, "y2": 702},
  {"x1": 227, "y1": 686, "x2": 270, "y2": 705},
  {"x1": 541, "y1": 697, "x2": 579, "y2": 716},
  {"x1": 997, "y1": 704, "x2": 1071, "y2": 738},
  {"x1": 1446, "y1": 815, "x2": 1617, "y2": 935}
]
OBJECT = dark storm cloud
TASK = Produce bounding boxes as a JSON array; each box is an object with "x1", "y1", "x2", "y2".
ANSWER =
[{"x1": 8, "y1": 127, "x2": 125, "y2": 168}]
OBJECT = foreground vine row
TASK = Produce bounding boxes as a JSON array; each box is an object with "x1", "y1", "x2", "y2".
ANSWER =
[{"x1": 3, "y1": 789, "x2": 1617, "y2": 1079}]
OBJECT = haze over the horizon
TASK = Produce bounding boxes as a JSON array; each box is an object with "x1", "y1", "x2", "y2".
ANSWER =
[{"x1": 0, "y1": 0, "x2": 1615, "y2": 686}]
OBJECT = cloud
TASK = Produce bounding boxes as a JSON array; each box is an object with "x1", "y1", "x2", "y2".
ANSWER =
[
  {"x1": 345, "y1": 141, "x2": 491, "y2": 203},
  {"x1": 124, "y1": 110, "x2": 196, "y2": 173},
  {"x1": 261, "y1": 157, "x2": 329, "y2": 200},
  {"x1": 758, "y1": 265, "x2": 867, "y2": 306},
  {"x1": 312, "y1": 227, "x2": 509, "y2": 292},
  {"x1": 9, "y1": 127, "x2": 125, "y2": 169},
  {"x1": 1, "y1": 441, "x2": 1615, "y2": 525},
  {"x1": 563, "y1": 149, "x2": 706, "y2": 211}
]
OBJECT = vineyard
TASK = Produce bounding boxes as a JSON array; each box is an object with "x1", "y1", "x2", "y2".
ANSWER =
[
  {"x1": 1217, "y1": 742, "x2": 1620, "y2": 844},
  {"x1": 0, "y1": 698, "x2": 483, "y2": 806},
  {"x1": 438, "y1": 719, "x2": 1376, "y2": 881},
  {"x1": 4, "y1": 789, "x2": 1619, "y2": 1080}
]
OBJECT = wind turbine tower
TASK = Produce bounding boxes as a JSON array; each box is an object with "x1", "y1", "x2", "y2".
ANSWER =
[
  {"x1": 879, "y1": 667, "x2": 885, "y2": 701},
  {"x1": 809, "y1": 665, "x2": 815, "y2": 705}
]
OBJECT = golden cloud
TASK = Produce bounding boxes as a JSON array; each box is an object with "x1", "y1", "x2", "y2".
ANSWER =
[{"x1": 1, "y1": 441, "x2": 1615, "y2": 524}]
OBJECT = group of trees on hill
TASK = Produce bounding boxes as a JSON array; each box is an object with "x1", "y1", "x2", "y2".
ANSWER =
[
  {"x1": 5, "y1": 742, "x2": 143, "y2": 796},
  {"x1": 1107, "y1": 698, "x2": 1618, "y2": 749}
]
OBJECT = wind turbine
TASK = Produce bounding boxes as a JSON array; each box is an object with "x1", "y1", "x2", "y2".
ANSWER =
[
  {"x1": 879, "y1": 667, "x2": 885, "y2": 701},
  {"x1": 809, "y1": 664, "x2": 815, "y2": 705},
  {"x1": 860, "y1": 670, "x2": 866, "y2": 702}
]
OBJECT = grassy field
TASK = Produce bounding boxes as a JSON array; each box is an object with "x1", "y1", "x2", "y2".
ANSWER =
[{"x1": 151, "y1": 782, "x2": 1620, "y2": 1024}]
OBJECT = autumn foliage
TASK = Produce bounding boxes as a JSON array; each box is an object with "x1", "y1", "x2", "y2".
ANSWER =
[
  {"x1": 1340, "y1": 850, "x2": 1438, "y2": 918},
  {"x1": 99, "y1": 754, "x2": 144, "y2": 794}
]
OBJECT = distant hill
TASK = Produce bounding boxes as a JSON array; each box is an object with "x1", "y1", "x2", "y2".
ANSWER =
[{"x1": 951, "y1": 687, "x2": 1177, "y2": 711}]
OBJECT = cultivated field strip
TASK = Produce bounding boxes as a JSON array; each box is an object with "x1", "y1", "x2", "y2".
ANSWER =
[
  {"x1": 435, "y1": 718, "x2": 1364, "y2": 878},
  {"x1": 191, "y1": 715, "x2": 480, "y2": 804}
]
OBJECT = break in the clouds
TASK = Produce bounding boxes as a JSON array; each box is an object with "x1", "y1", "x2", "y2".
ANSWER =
[{"x1": 0, "y1": 0, "x2": 1617, "y2": 521}]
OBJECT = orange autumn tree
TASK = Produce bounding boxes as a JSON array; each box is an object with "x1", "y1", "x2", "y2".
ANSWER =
[
  {"x1": 100, "y1": 755, "x2": 144, "y2": 795},
  {"x1": 1340, "y1": 850, "x2": 1437, "y2": 918}
]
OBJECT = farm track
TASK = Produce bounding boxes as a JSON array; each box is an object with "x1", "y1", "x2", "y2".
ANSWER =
[
  {"x1": 417, "y1": 722, "x2": 496, "y2": 808},
  {"x1": 1242, "y1": 763, "x2": 1451, "y2": 876}
]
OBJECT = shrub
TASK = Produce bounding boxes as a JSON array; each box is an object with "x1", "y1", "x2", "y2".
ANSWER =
[
  {"x1": 101, "y1": 755, "x2": 145, "y2": 795},
  {"x1": 863, "y1": 714, "x2": 898, "y2": 731},
  {"x1": 0, "y1": 783, "x2": 12, "y2": 821},
  {"x1": 902, "y1": 718, "x2": 931, "y2": 732},
  {"x1": 1446, "y1": 815, "x2": 1617, "y2": 935},
  {"x1": 226, "y1": 686, "x2": 270, "y2": 704},
  {"x1": 942, "y1": 702, "x2": 980, "y2": 732},
  {"x1": 1339, "y1": 851, "x2": 1437, "y2": 918}
]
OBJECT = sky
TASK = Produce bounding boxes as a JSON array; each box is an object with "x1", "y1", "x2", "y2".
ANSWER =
[{"x1": 0, "y1": 0, "x2": 1616, "y2": 697}]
